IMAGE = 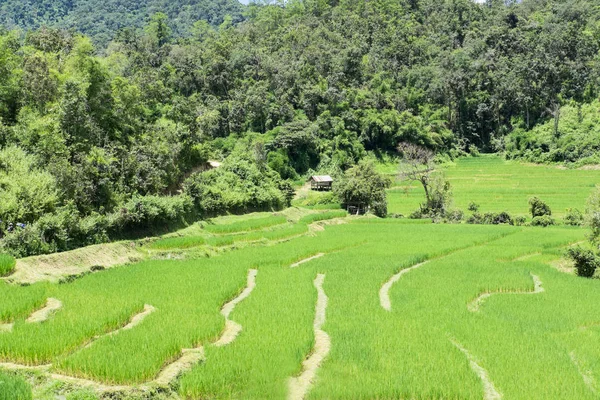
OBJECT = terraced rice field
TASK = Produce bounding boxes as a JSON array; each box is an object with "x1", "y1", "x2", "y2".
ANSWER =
[
  {"x1": 1, "y1": 206, "x2": 600, "y2": 399},
  {"x1": 387, "y1": 155, "x2": 600, "y2": 217}
]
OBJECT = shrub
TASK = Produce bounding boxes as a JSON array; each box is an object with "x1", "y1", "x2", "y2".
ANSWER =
[
  {"x1": 409, "y1": 209, "x2": 424, "y2": 219},
  {"x1": 514, "y1": 216, "x2": 527, "y2": 226},
  {"x1": 466, "y1": 212, "x2": 482, "y2": 224},
  {"x1": 0, "y1": 371, "x2": 32, "y2": 400},
  {"x1": 529, "y1": 197, "x2": 552, "y2": 218},
  {"x1": 0, "y1": 225, "x2": 50, "y2": 258},
  {"x1": 564, "y1": 208, "x2": 584, "y2": 226},
  {"x1": 467, "y1": 212, "x2": 513, "y2": 225},
  {"x1": 389, "y1": 213, "x2": 405, "y2": 219},
  {"x1": 483, "y1": 212, "x2": 513, "y2": 225},
  {"x1": 586, "y1": 188, "x2": 600, "y2": 242},
  {"x1": 468, "y1": 145, "x2": 480, "y2": 157},
  {"x1": 335, "y1": 161, "x2": 391, "y2": 218},
  {"x1": 467, "y1": 202, "x2": 479, "y2": 212},
  {"x1": 567, "y1": 247, "x2": 600, "y2": 278},
  {"x1": 445, "y1": 209, "x2": 464, "y2": 223},
  {"x1": 0, "y1": 254, "x2": 16, "y2": 276},
  {"x1": 184, "y1": 157, "x2": 287, "y2": 216},
  {"x1": 300, "y1": 192, "x2": 338, "y2": 207},
  {"x1": 110, "y1": 195, "x2": 194, "y2": 235},
  {"x1": 531, "y1": 215, "x2": 556, "y2": 227},
  {"x1": 589, "y1": 211, "x2": 600, "y2": 242}
]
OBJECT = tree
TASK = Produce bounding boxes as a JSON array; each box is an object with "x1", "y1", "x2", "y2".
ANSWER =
[
  {"x1": 336, "y1": 161, "x2": 391, "y2": 217},
  {"x1": 398, "y1": 142, "x2": 452, "y2": 216},
  {"x1": 528, "y1": 197, "x2": 551, "y2": 218},
  {"x1": 585, "y1": 188, "x2": 600, "y2": 243}
]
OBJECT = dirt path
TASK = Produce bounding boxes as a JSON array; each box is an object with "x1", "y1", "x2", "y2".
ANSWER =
[
  {"x1": 153, "y1": 348, "x2": 206, "y2": 387},
  {"x1": 379, "y1": 234, "x2": 520, "y2": 312},
  {"x1": 214, "y1": 269, "x2": 257, "y2": 347},
  {"x1": 1, "y1": 271, "x2": 258, "y2": 393},
  {"x1": 26, "y1": 298, "x2": 62, "y2": 323},
  {"x1": 288, "y1": 273, "x2": 330, "y2": 400},
  {"x1": 294, "y1": 183, "x2": 312, "y2": 200},
  {"x1": 570, "y1": 351, "x2": 598, "y2": 395},
  {"x1": 291, "y1": 254, "x2": 325, "y2": 268},
  {"x1": 119, "y1": 304, "x2": 156, "y2": 332},
  {"x1": 154, "y1": 268, "x2": 258, "y2": 385},
  {"x1": 49, "y1": 373, "x2": 132, "y2": 393},
  {"x1": 513, "y1": 252, "x2": 541, "y2": 262},
  {"x1": 0, "y1": 363, "x2": 51, "y2": 371},
  {"x1": 380, "y1": 261, "x2": 429, "y2": 311},
  {"x1": 467, "y1": 274, "x2": 544, "y2": 312},
  {"x1": 449, "y1": 338, "x2": 502, "y2": 400},
  {"x1": 82, "y1": 305, "x2": 156, "y2": 349}
]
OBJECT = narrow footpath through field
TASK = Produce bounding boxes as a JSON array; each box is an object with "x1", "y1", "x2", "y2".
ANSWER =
[
  {"x1": 288, "y1": 273, "x2": 330, "y2": 400},
  {"x1": 467, "y1": 274, "x2": 544, "y2": 312}
]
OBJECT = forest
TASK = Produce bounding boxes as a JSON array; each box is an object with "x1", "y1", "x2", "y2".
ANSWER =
[{"x1": 0, "y1": 0, "x2": 600, "y2": 256}]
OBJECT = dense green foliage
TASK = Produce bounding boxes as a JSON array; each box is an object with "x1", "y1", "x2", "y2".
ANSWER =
[
  {"x1": 528, "y1": 197, "x2": 551, "y2": 218},
  {"x1": 1, "y1": 0, "x2": 600, "y2": 256},
  {"x1": 567, "y1": 247, "x2": 599, "y2": 278},
  {"x1": 506, "y1": 100, "x2": 600, "y2": 165},
  {"x1": 0, "y1": 371, "x2": 31, "y2": 400},
  {"x1": 0, "y1": 1, "x2": 243, "y2": 47},
  {"x1": 335, "y1": 161, "x2": 390, "y2": 217}
]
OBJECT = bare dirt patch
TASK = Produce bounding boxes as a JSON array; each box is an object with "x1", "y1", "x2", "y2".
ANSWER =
[
  {"x1": 214, "y1": 269, "x2": 257, "y2": 347},
  {"x1": 27, "y1": 298, "x2": 62, "y2": 323},
  {"x1": 153, "y1": 348, "x2": 206, "y2": 387},
  {"x1": 551, "y1": 258, "x2": 576, "y2": 275},
  {"x1": 5, "y1": 242, "x2": 143, "y2": 284},
  {"x1": 288, "y1": 273, "x2": 330, "y2": 400}
]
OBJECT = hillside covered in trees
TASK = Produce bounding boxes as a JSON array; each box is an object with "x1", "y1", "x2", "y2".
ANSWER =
[
  {"x1": 0, "y1": 0, "x2": 599, "y2": 256},
  {"x1": 0, "y1": 0, "x2": 244, "y2": 46}
]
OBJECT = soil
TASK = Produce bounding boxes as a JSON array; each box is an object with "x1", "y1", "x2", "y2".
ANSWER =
[{"x1": 288, "y1": 274, "x2": 330, "y2": 400}]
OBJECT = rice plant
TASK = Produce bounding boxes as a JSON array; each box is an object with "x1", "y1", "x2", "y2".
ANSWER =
[
  {"x1": 388, "y1": 155, "x2": 600, "y2": 217},
  {"x1": 0, "y1": 371, "x2": 32, "y2": 400},
  {"x1": 0, "y1": 254, "x2": 16, "y2": 277},
  {"x1": 203, "y1": 215, "x2": 287, "y2": 234},
  {"x1": 0, "y1": 214, "x2": 598, "y2": 399}
]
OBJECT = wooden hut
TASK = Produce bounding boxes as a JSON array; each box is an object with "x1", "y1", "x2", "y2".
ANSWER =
[{"x1": 309, "y1": 175, "x2": 333, "y2": 191}]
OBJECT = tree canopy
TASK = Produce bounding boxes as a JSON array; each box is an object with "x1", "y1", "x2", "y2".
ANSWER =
[{"x1": 0, "y1": 0, "x2": 600, "y2": 254}]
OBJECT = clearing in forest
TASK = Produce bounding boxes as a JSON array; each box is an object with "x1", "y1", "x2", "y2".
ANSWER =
[{"x1": 387, "y1": 155, "x2": 600, "y2": 217}]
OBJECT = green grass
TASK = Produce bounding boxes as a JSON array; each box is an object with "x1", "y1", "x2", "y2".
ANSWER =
[
  {"x1": 387, "y1": 155, "x2": 600, "y2": 217},
  {"x1": 1, "y1": 208, "x2": 600, "y2": 398},
  {"x1": 0, "y1": 254, "x2": 16, "y2": 277},
  {"x1": 298, "y1": 210, "x2": 347, "y2": 224},
  {"x1": 202, "y1": 215, "x2": 287, "y2": 234},
  {"x1": 149, "y1": 235, "x2": 206, "y2": 250},
  {"x1": 0, "y1": 371, "x2": 31, "y2": 400}
]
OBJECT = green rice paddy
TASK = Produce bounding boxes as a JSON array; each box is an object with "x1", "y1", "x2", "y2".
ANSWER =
[
  {"x1": 0, "y1": 157, "x2": 599, "y2": 399},
  {"x1": 387, "y1": 155, "x2": 600, "y2": 217}
]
